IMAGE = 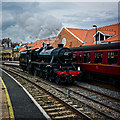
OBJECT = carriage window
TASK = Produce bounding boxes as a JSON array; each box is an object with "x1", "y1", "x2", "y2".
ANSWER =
[
  {"x1": 108, "y1": 51, "x2": 118, "y2": 65},
  {"x1": 72, "y1": 53, "x2": 77, "y2": 62},
  {"x1": 79, "y1": 54, "x2": 82, "y2": 62},
  {"x1": 84, "y1": 52, "x2": 90, "y2": 63},
  {"x1": 95, "y1": 52, "x2": 103, "y2": 64}
]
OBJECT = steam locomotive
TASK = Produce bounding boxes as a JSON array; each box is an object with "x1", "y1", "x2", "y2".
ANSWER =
[
  {"x1": 20, "y1": 44, "x2": 81, "y2": 84},
  {"x1": 70, "y1": 43, "x2": 120, "y2": 86}
]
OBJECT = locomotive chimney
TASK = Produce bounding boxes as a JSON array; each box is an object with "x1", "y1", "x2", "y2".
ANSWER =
[
  {"x1": 58, "y1": 44, "x2": 63, "y2": 48},
  {"x1": 47, "y1": 44, "x2": 50, "y2": 46}
]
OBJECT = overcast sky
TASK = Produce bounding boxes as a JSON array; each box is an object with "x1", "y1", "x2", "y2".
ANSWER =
[{"x1": 1, "y1": 1, "x2": 119, "y2": 42}]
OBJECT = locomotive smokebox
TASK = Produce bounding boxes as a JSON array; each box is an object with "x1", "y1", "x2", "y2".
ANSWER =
[{"x1": 58, "y1": 44, "x2": 63, "y2": 48}]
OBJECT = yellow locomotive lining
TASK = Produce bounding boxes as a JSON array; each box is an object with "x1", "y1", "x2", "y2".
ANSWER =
[
  {"x1": 78, "y1": 63, "x2": 120, "y2": 68},
  {"x1": 0, "y1": 77, "x2": 15, "y2": 120}
]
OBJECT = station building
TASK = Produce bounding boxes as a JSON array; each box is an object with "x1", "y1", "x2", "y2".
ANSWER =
[{"x1": 52, "y1": 23, "x2": 120, "y2": 48}]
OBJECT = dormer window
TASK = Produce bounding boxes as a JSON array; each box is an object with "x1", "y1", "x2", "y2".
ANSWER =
[
  {"x1": 93, "y1": 31, "x2": 113, "y2": 43},
  {"x1": 105, "y1": 35, "x2": 111, "y2": 39},
  {"x1": 94, "y1": 32, "x2": 104, "y2": 42},
  {"x1": 100, "y1": 33, "x2": 104, "y2": 41}
]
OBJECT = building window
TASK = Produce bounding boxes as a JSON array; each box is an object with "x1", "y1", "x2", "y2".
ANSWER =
[
  {"x1": 95, "y1": 32, "x2": 104, "y2": 41},
  {"x1": 79, "y1": 54, "x2": 82, "y2": 62},
  {"x1": 84, "y1": 52, "x2": 90, "y2": 63},
  {"x1": 69, "y1": 42, "x2": 72, "y2": 48},
  {"x1": 62, "y1": 38, "x2": 66, "y2": 46},
  {"x1": 100, "y1": 33, "x2": 104, "y2": 41},
  {"x1": 94, "y1": 31, "x2": 113, "y2": 43},
  {"x1": 105, "y1": 36, "x2": 111, "y2": 39},
  {"x1": 95, "y1": 52, "x2": 103, "y2": 64},
  {"x1": 108, "y1": 51, "x2": 118, "y2": 65}
]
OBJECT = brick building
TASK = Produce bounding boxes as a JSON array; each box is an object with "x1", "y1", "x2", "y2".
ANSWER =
[{"x1": 52, "y1": 23, "x2": 120, "y2": 48}]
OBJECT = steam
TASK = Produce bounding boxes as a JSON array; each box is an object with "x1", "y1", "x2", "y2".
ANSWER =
[{"x1": 2, "y1": 12, "x2": 62, "y2": 42}]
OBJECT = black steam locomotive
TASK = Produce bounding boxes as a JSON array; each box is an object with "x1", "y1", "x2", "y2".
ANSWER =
[{"x1": 20, "y1": 44, "x2": 81, "y2": 84}]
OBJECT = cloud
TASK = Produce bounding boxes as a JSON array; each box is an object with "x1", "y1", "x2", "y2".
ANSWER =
[
  {"x1": 2, "y1": 10, "x2": 62, "y2": 42},
  {"x1": 0, "y1": 11, "x2": 1, "y2": 39},
  {"x1": 2, "y1": 3, "x2": 63, "y2": 42},
  {"x1": 2, "y1": 2, "x2": 118, "y2": 42},
  {"x1": 2, "y1": 11, "x2": 16, "y2": 31},
  {"x1": 61, "y1": 2, "x2": 118, "y2": 28}
]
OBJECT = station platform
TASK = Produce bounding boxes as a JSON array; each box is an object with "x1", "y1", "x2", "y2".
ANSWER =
[
  {"x1": 0, "y1": 69, "x2": 51, "y2": 120},
  {"x1": 0, "y1": 77, "x2": 10, "y2": 120}
]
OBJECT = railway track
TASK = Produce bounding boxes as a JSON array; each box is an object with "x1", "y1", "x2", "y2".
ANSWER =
[
  {"x1": 85, "y1": 81, "x2": 120, "y2": 92},
  {"x1": 74, "y1": 82, "x2": 120, "y2": 102},
  {"x1": 1, "y1": 67, "x2": 92, "y2": 120},
  {"x1": 63, "y1": 84, "x2": 120, "y2": 118},
  {"x1": 1, "y1": 65, "x2": 120, "y2": 119},
  {"x1": 43, "y1": 81, "x2": 120, "y2": 120}
]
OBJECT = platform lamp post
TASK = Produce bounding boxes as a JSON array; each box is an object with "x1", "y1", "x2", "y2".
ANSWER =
[
  {"x1": 48, "y1": 37, "x2": 50, "y2": 44},
  {"x1": 93, "y1": 25, "x2": 97, "y2": 45}
]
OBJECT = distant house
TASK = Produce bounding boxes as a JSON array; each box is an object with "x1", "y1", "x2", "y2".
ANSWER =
[
  {"x1": 2, "y1": 38, "x2": 12, "y2": 48},
  {"x1": 52, "y1": 23, "x2": 120, "y2": 48},
  {"x1": 14, "y1": 45, "x2": 20, "y2": 50},
  {"x1": 1, "y1": 38, "x2": 13, "y2": 60},
  {"x1": 20, "y1": 37, "x2": 57, "y2": 52}
]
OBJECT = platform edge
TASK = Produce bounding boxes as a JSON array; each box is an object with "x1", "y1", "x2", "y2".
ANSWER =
[
  {"x1": 0, "y1": 77, "x2": 15, "y2": 120},
  {"x1": 1, "y1": 68, "x2": 52, "y2": 120}
]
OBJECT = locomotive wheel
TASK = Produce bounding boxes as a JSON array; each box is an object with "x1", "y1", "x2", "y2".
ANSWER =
[
  {"x1": 39, "y1": 71, "x2": 42, "y2": 78},
  {"x1": 55, "y1": 75, "x2": 61, "y2": 84},
  {"x1": 34, "y1": 70, "x2": 37, "y2": 76},
  {"x1": 23, "y1": 68, "x2": 25, "y2": 72},
  {"x1": 48, "y1": 75, "x2": 53, "y2": 82},
  {"x1": 69, "y1": 75, "x2": 74, "y2": 84},
  {"x1": 45, "y1": 72, "x2": 48, "y2": 80},
  {"x1": 66, "y1": 74, "x2": 74, "y2": 84},
  {"x1": 48, "y1": 70, "x2": 53, "y2": 82},
  {"x1": 28, "y1": 68, "x2": 32, "y2": 74}
]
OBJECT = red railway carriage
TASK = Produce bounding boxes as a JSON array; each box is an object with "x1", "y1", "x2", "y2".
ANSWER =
[{"x1": 70, "y1": 43, "x2": 120, "y2": 86}]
